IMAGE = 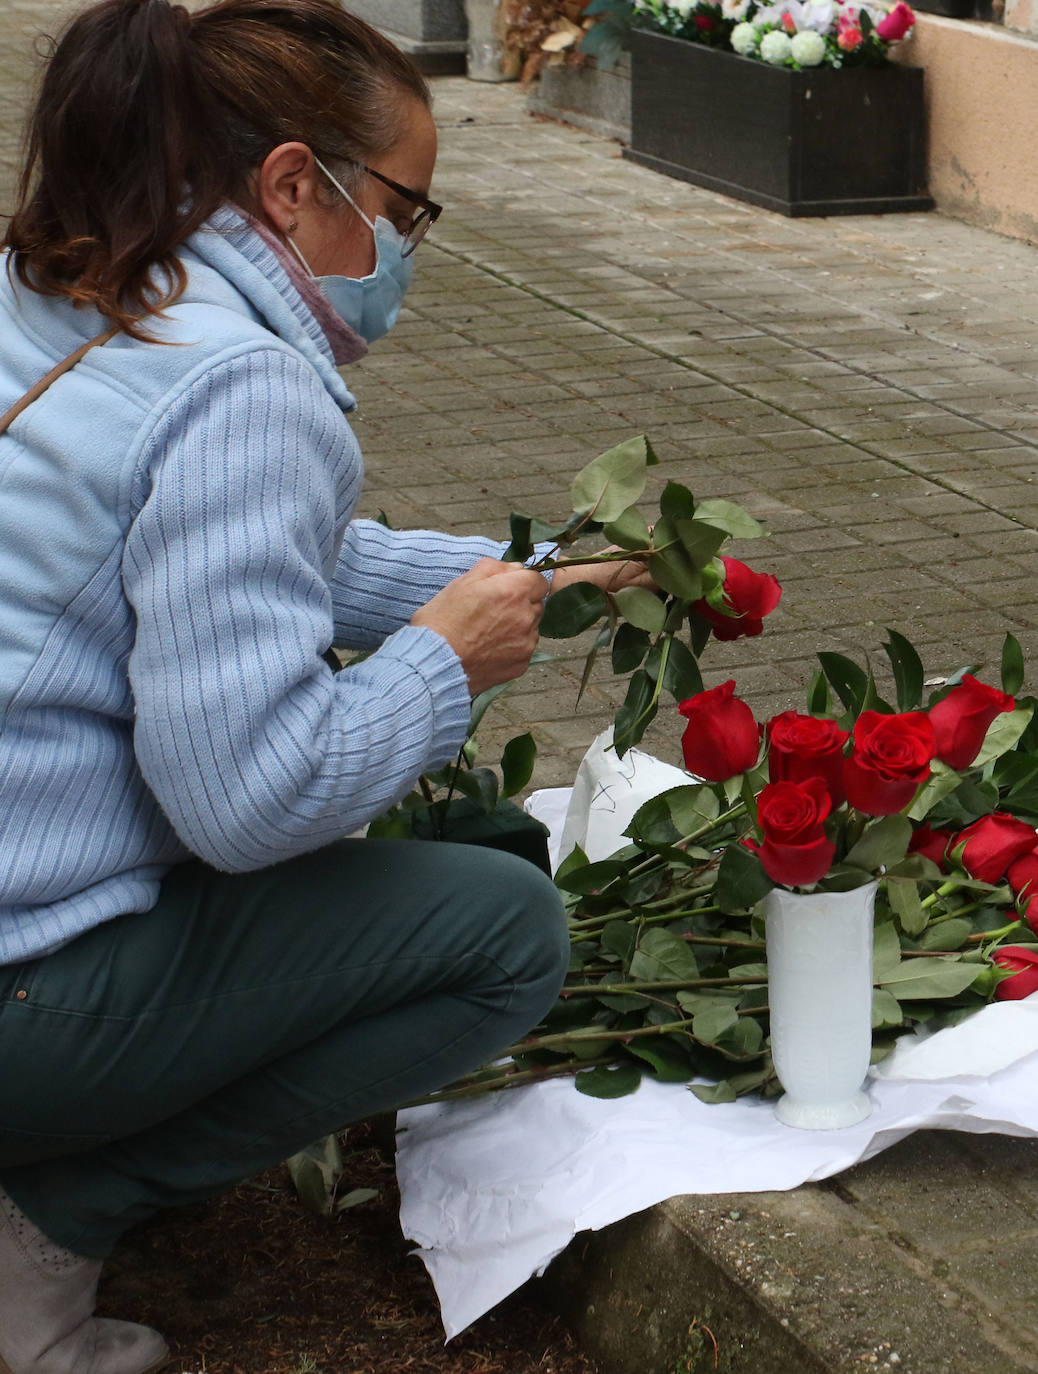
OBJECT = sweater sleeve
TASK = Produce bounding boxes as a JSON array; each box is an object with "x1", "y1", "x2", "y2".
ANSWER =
[
  {"x1": 331, "y1": 520, "x2": 505, "y2": 647},
  {"x1": 121, "y1": 349, "x2": 471, "y2": 873},
  {"x1": 331, "y1": 521, "x2": 558, "y2": 647}
]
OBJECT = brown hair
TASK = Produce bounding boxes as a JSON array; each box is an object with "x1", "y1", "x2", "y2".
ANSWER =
[{"x1": 3, "y1": 0, "x2": 430, "y2": 339}]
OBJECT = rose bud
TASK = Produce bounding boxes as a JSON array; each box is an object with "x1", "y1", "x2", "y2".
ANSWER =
[
  {"x1": 692, "y1": 557, "x2": 782, "y2": 642},
  {"x1": 993, "y1": 946, "x2": 1038, "y2": 1001},
  {"x1": 1008, "y1": 846, "x2": 1038, "y2": 902},
  {"x1": 928, "y1": 675, "x2": 1015, "y2": 772},
  {"x1": 953, "y1": 813, "x2": 1037, "y2": 885},
  {"x1": 876, "y1": 1, "x2": 915, "y2": 41},
  {"x1": 842, "y1": 710, "x2": 935, "y2": 816},
  {"x1": 767, "y1": 711, "x2": 849, "y2": 806},
  {"x1": 679, "y1": 680, "x2": 760, "y2": 782},
  {"x1": 907, "y1": 822, "x2": 954, "y2": 869},
  {"x1": 755, "y1": 776, "x2": 836, "y2": 887}
]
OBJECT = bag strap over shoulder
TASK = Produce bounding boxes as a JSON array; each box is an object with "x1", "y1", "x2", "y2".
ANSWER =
[{"x1": 0, "y1": 325, "x2": 121, "y2": 438}]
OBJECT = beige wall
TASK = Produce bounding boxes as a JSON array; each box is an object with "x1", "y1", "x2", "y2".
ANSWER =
[{"x1": 895, "y1": 13, "x2": 1038, "y2": 242}]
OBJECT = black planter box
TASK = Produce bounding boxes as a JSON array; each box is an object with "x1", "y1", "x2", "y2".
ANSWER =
[{"x1": 623, "y1": 29, "x2": 933, "y2": 216}]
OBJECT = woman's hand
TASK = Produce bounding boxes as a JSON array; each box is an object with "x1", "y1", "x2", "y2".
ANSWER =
[{"x1": 411, "y1": 559, "x2": 549, "y2": 696}]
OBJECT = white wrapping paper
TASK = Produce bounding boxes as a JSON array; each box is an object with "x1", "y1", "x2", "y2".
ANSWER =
[{"x1": 395, "y1": 743, "x2": 1038, "y2": 1339}]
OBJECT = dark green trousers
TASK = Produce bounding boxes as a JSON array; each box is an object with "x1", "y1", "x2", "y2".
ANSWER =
[{"x1": 0, "y1": 839, "x2": 568, "y2": 1257}]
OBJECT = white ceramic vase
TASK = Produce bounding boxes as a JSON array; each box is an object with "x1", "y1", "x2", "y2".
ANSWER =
[{"x1": 764, "y1": 881, "x2": 876, "y2": 1130}]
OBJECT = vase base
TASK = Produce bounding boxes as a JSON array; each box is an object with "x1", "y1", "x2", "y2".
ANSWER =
[{"x1": 774, "y1": 1090, "x2": 872, "y2": 1131}]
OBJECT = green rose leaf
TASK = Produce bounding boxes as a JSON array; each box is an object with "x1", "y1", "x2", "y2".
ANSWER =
[
  {"x1": 629, "y1": 928, "x2": 700, "y2": 984},
  {"x1": 451, "y1": 767, "x2": 500, "y2": 814},
  {"x1": 600, "y1": 919, "x2": 637, "y2": 963},
  {"x1": 366, "y1": 809, "x2": 414, "y2": 841},
  {"x1": 844, "y1": 815, "x2": 912, "y2": 873},
  {"x1": 614, "y1": 585, "x2": 668, "y2": 634},
  {"x1": 806, "y1": 669, "x2": 830, "y2": 716},
  {"x1": 286, "y1": 1135, "x2": 345, "y2": 1218},
  {"x1": 555, "y1": 844, "x2": 589, "y2": 883},
  {"x1": 555, "y1": 857, "x2": 629, "y2": 895},
  {"x1": 691, "y1": 499, "x2": 764, "y2": 540},
  {"x1": 627, "y1": 785, "x2": 718, "y2": 847},
  {"x1": 603, "y1": 506, "x2": 653, "y2": 550},
  {"x1": 575, "y1": 1062, "x2": 643, "y2": 1098},
  {"x1": 908, "y1": 760, "x2": 962, "y2": 822},
  {"x1": 878, "y1": 959, "x2": 983, "y2": 1000},
  {"x1": 688, "y1": 1079, "x2": 738, "y2": 1104},
  {"x1": 673, "y1": 517, "x2": 728, "y2": 570},
  {"x1": 919, "y1": 918, "x2": 975, "y2": 951},
  {"x1": 872, "y1": 989, "x2": 903, "y2": 1030},
  {"x1": 647, "y1": 517, "x2": 704, "y2": 601},
  {"x1": 725, "y1": 1016, "x2": 763, "y2": 1058},
  {"x1": 872, "y1": 921, "x2": 903, "y2": 981},
  {"x1": 972, "y1": 702, "x2": 1035, "y2": 769},
  {"x1": 817, "y1": 651, "x2": 871, "y2": 717},
  {"x1": 1003, "y1": 632, "x2": 1025, "y2": 697},
  {"x1": 884, "y1": 628, "x2": 924, "y2": 713},
  {"x1": 612, "y1": 622, "x2": 651, "y2": 674},
  {"x1": 500, "y1": 732, "x2": 536, "y2": 798},
  {"x1": 628, "y1": 1039, "x2": 694, "y2": 1081},
  {"x1": 613, "y1": 668, "x2": 657, "y2": 757},
  {"x1": 503, "y1": 513, "x2": 533, "y2": 564},
  {"x1": 570, "y1": 435, "x2": 659, "y2": 522},
  {"x1": 885, "y1": 875, "x2": 928, "y2": 937},
  {"x1": 660, "y1": 637, "x2": 704, "y2": 703},
  {"x1": 692, "y1": 1004, "x2": 739, "y2": 1045},
  {"x1": 659, "y1": 481, "x2": 695, "y2": 521},
  {"x1": 539, "y1": 581, "x2": 609, "y2": 638},
  {"x1": 716, "y1": 844, "x2": 773, "y2": 914}
]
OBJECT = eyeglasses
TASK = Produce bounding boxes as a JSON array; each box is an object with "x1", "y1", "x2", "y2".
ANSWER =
[{"x1": 362, "y1": 165, "x2": 442, "y2": 258}]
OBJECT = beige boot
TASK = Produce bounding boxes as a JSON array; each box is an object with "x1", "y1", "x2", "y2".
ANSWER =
[{"x1": 0, "y1": 1191, "x2": 169, "y2": 1374}]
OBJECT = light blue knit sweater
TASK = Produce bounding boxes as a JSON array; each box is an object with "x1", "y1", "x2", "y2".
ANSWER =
[{"x1": 0, "y1": 208, "x2": 507, "y2": 964}]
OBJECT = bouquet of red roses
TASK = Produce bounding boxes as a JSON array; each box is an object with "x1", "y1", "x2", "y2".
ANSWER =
[
  {"x1": 421, "y1": 633, "x2": 1038, "y2": 1107},
  {"x1": 678, "y1": 644, "x2": 1038, "y2": 1004}
]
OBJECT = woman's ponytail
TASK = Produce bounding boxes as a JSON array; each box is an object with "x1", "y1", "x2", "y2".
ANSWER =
[{"x1": 4, "y1": 0, "x2": 429, "y2": 339}]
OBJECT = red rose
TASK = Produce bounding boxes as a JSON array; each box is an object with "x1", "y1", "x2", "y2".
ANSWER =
[
  {"x1": 767, "y1": 711, "x2": 849, "y2": 806},
  {"x1": 755, "y1": 777, "x2": 835, "y2": 887},
  {"x1": 928, "y1": 675, "x2": 1015, "y2": 772},
  {"x1": 695, "y1": 12, "x2": 716, "y2": 29},
  {"x1": 955, "y1": 813, "x2": 1038, "y2": 884},
  {"x1": 692, "y1": 558, "x2": 782, "y2": 642},
  {"x1": 842, "y1": 710, "x2": 935, "y2": 816},
  {"x1": 679, "y1": 680, "x2": 760, "y2": 782},
  {"x1": 993, "y1": 946, "x2": 1038, "y2": 1001},
  {"x1": 907, "y1": 822, "x2": 954, "y2": 869},
  {"x1": 1008, "y1": 846, "x2": 1038, "y2": 901},
  {"x1": 876, "y1": 1, "x2": 915, "y2": 41},
  {"x1": 1023, "y1": 899, "x2": 1038, "y2": 937}
]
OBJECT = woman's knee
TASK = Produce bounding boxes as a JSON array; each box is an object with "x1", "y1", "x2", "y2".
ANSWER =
[{"x1": 460, "y1": 848, "x2": 569, "y2": 1005}]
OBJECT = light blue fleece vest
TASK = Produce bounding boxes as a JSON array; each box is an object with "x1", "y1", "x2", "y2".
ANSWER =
[{"x1": 0, "y1": 208, "x2": 499, "y2": 963}]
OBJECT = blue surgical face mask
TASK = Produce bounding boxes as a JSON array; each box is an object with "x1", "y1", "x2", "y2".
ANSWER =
[{"x1": 285, "y1": 157, "x2": 415, "y2": 344}]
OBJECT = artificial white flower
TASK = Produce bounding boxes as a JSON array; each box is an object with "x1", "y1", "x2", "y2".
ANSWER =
[
  {"x1": 790, "y1": 28, "x2": 826, "y2": 62},
  {"x1": 731, "y1": 19, "x2": 759, "y2": 50},
  {"x1": 721, "y1": 0, "x2": 752, "y2": 18},
  {"x1": 669, "y1": 0, "x2": 697, "y2": 15},
  {"x1": 799, "y1": 0, "x2": 836, "y2": 30},
  {"x1": 760, "y1": 28, "x2": 794, "y2": 60}
]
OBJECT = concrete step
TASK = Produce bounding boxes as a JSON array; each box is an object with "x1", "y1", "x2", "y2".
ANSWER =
[{"x1": 543, "y1": 1130, "x2": 1038, "y2": 1374}]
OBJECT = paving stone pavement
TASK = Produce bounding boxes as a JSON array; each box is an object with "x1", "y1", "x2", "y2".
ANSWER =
[{"x1": 6, "y1": 10, "x2": 1038, "y2": 1370}]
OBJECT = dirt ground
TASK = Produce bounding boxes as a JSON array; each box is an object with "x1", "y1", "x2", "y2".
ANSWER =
[{"x1": 95, "y1": 1120, "x2": 597, "y2": 1374}]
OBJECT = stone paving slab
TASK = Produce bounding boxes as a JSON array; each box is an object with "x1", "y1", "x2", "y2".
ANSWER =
[{"x1": 6, "y1": 11, "x2": 1038, "y2": 1370}]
